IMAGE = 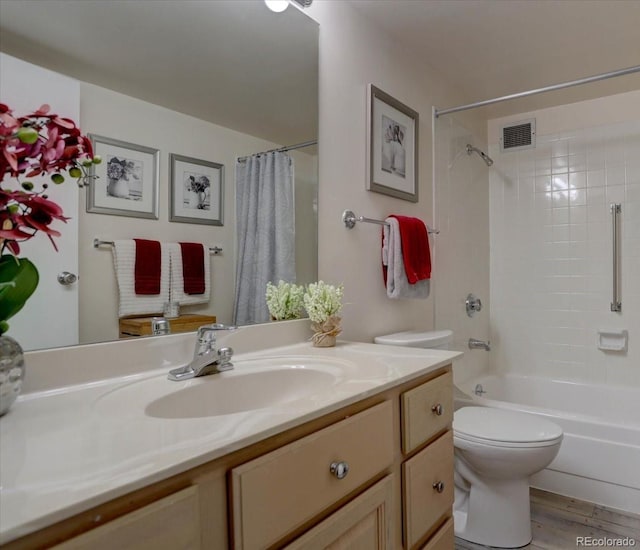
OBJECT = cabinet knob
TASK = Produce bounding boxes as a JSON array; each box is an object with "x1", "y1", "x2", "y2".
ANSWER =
[
  {"x1": 431, "y1": 403, "x2": 443, "y2": 416},
  {"x1": 329, "y1": 461, "x2": 349, "y2": 480},
  {"x1": 433, "y1": 481, "x2": 445, "y2": 493}
]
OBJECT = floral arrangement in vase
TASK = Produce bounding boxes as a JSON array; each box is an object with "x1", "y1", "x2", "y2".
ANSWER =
[
  {"x1": 0, "y1": 103, "x2": 99, "y2": 415},
  {"x1": 303, "y1": 281, "x2": 344, "y2": 347},
  {"x1": 265, "y1": 280, "x2": 304, "y2": 320},
  {"x1": 1, "y1": 103, "x2": 99, "y2": 332}
]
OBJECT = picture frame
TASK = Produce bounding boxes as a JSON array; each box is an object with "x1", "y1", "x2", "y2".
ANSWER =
[
  {"x1": 169, "y1": 153, "x2": 224, "y2": 226},
  {"x1": 367, "y1": 84, "x2": 419, "y2": 202},
  {"x1": 86, "y1": 135, "x2": 159, "y2": 219}
]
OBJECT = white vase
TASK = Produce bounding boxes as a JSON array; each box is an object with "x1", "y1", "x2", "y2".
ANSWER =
[{"x1": 107, "y1": 178, "x2": 130, "y2": 199}]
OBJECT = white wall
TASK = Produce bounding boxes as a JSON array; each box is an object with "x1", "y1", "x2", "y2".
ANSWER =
[
  {"x1": 488, "y1": 89, "x2": 640, "y2": 388},
  {"x1": 307, "y1": 2, "x2": 486, "y2": 344},
  {"x1": 0, "y1": 53, "x2": 80, "y2": 350},
  {"x1": 79, "y1": 83, "x2": 317, "y2": 344},
  {"x1": 434, "y1": 116, "x2": 490, "y2": 385}
]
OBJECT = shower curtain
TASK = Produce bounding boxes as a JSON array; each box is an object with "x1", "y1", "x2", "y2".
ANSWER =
[{"x1": 233, "y1": 151, "x2": 296, "y2": 325}]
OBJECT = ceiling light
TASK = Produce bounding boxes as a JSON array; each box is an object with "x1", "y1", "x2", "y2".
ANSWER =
[{"x1": 265, "y1": 0, "x2": 289, "y2": 12}]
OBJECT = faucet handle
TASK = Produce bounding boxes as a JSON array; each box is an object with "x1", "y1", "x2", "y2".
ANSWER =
[
  {"x1": 218, "y1": 346, "x2": 233, "y2": 361},
  {"x1": 209, "y1": 323, "x2": 238, "y2": 331}
]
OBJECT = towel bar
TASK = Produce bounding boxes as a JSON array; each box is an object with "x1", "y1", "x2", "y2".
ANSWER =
[
  {"x1": 93, "y1": 238, "x2": 223, "y2": 255},
  {"x1": 342, "y1": 210, "x2": 439, "y2": 234}
]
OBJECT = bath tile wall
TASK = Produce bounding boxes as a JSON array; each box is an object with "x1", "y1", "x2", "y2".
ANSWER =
[{"x1": 489, "y1": 93, "x2": 640, "y2": 387}]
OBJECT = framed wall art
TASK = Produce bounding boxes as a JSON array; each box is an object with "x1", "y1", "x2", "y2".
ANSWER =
[
  {"x1": 367, "y1": 84, "x2": 419, "y2": 202},
  {"x1": 86, "y1": 135, "x2": 159, "y2": 219},
  {"x1": 169, "y1": 153, "x2": 224, "y2": 226}
]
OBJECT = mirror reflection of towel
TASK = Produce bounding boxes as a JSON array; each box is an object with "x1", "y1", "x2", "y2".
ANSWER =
[
  {"x1": 133, "y1": 238, "x2": 162, "y2": 295},
  {"x1": 179, "y1": 242, "x2": 205, "y2": 294},
  {"x1": 112, "y1": 240, "x2": 170, "y2": 317},
  {"x1": 168, "y1": 243, "x2": 211, "y2": 305}
]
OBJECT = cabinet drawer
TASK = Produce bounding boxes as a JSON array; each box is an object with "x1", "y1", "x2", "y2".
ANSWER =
[
  {"x1": 421, "y1": 517, "x2": 454, "y2": 550},
  {"x1": 401, "y1": 371, "x2": 452, "y2": 454},
  {"x1": 284, "y1": 475, "x2": 393, "y2": 549},
  {"x1": 231, "y1": 401, "x2": 394, "y2": 550},
  {"x1": 51, "y1": 486, "x2": 200, "y2": 550},
  {"x1": 403, "y1": 431, "x2": 454, "y2": 549}
]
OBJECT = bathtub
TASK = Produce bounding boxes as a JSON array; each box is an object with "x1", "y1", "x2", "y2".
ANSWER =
[{"x1": 456, "y1": 373, "x2": 640, "y2": 514}]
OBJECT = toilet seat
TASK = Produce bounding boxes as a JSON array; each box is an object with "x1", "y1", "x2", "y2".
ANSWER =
[{"x1": 454, "y1": 406, "x2": 563, "y2": 448}]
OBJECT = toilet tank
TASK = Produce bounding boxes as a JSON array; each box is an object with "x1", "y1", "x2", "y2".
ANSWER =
[{"x1": 374, "y1": 330, "x2": 453, "y2": 350}]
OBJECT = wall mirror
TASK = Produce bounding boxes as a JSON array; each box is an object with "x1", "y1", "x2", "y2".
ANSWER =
[{"x1": 0, "y1": 0, "x2": 319, "y2": 351}]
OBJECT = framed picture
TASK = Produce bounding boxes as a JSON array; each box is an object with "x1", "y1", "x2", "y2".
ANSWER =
[
  {"x1": 169, "y1": 153, "x2": 224, "y2": 226},
  {"x1": 86, "y1": 135, "x2": 159, "y2": 219},
  {"x1": 367, "y1": 84, "x2": 419, "y2": 202}
]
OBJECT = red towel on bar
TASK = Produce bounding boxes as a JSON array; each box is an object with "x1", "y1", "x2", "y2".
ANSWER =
[
  {"x1": 133, "y1": 238, "x2": 162, "y2": 295},
  {"x1": 180, "y1": 242, "x2": 206, "y2": 295},
  {"x1": 389, "y1": 215, "x2": 431, "y2": 283}
]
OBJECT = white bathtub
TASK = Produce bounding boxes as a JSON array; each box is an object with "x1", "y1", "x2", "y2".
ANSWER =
[{"x1": 456, "y1": 373, "x2": 640, "y2": 513}]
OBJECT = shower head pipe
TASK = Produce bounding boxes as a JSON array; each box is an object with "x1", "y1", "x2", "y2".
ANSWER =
[{"x1": 466, "y1": 144, "x2": 494, "y2": 166}]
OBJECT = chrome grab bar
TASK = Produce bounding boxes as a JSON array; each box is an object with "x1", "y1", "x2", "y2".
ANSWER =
[{"x1": 611, "y1": 204, "x2": 622, "y2": 312}]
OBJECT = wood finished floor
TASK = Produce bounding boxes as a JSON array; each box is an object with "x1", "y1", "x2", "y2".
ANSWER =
[{"x1": 454, "y1": 488, "x2": 640, "y2": 550}]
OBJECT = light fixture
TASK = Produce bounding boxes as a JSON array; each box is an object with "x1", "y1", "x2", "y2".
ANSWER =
[
  {"x1": 265, "y1": 0, "x2": 289, "y2": 12},
  {"x1": 264, "y1": 0, "x2": 312, "y2": 12}
]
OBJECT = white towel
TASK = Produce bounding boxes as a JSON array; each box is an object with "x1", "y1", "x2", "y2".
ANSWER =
[
  {"x1": 167, "y1": 243, "x2": 211, "y2": 305},
  {"x1": 382, "y1": 217, "x2": 430, "y2": 299},
  {"x1": 112, "y1": 240, "x2": 170, "y2": 317}
]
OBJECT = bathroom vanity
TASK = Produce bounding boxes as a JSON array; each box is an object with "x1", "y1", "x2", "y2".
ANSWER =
[{"x1": 0, "y1": 325, "x2": 459, "y2": 549}]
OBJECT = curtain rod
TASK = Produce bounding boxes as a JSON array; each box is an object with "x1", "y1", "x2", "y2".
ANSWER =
[
  {"x1": 434, "y1": 65, "x2": 640, "y2": 118},
  {"x1": 237, "y1": 139, "x2": 317, "y2": 163}
]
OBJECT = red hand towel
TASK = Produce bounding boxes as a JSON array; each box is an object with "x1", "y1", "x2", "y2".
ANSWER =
[
  {"x1": 133, "y1": 239, "x2": 162, "y2": 295},
  {"x1": 179, "y1": 242, "x2": 206, "y2": 295},
  {"x1": 389, "y1": 215, "x2": 431, "y2": 283}
]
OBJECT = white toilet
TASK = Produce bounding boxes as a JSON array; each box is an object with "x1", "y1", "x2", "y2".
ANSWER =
[
  {"x1": 453, "y1": 406, "x2": 562, "y2": 548},
  {"x1": 374, "y1": 330, "x2": 563, "y2": 549}
]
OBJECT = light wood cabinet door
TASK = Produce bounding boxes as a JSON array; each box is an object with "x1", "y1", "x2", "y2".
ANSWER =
[
  {"x1": 403, "y1": 431, "x2": 454, "y2": 549},
  {"x1": 51, "y1": 486, "x2": 200, "y2": 550},
  {"x1": 231, "y1": 401, "x2": 394, "y2": 550},
  {"x1": 284, "y1": 475, "x2": 393, "y2": 550},
  {"x1": 421, "y1": 517, "x2": 454, "y2": 550},
  {"x1": 401, "y1": 372, "x2": 453, "y2": 454}
]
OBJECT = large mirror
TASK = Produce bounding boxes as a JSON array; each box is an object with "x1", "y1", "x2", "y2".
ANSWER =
[{"x1": 0, "y1": 0, "x2": 318, "y2": 351}]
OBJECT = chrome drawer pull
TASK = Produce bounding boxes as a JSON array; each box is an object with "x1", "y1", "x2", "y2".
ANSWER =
[
  {"x1": 431, "y1": 403, "x2": 443, "y2": 416},
  {"x1": 433, "y1": 481, "x2": 445, "y2": 493},
  {"x1": 329, "y1": 461, "x2": 349, "y2": 480}
]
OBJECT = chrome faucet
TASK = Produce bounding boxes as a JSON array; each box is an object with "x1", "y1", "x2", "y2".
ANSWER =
[
  {"x1": 468, "y1": 338, "x2": 491, "y2": 351},
  {"x1": 168, "y1": 324, "x2": 237, "y2": 381}
]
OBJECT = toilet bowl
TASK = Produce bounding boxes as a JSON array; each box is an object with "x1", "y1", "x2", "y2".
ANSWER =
[
  {"x1": 453, "y1": 406, "x2": 563, "y2": 548},
  {"x1": 374, "y1": 330, "x2": 564, "y2": 548},
  {"x1": 373, "y1": 329, "x2": 453, "y2": 349}
]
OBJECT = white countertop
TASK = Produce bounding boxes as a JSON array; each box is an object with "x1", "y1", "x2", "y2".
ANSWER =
[{"x1": 0, "y1": 339, "x2": 460, "y2": 544}]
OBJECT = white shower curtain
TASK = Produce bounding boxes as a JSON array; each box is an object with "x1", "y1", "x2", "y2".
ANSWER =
[{"x1": 233, "y1": 151, "x2": 296, "y2": 325}]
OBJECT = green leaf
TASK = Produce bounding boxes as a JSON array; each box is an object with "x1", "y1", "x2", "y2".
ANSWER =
[
  {"x1": 16, "y1": 126, "x2": 39, "y2": 145},
  {"x1": 0, "y1": 255, "x2": 39, "y2": 327}
]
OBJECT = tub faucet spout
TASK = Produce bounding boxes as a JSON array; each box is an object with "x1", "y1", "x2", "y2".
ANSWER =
[{"x1": 468, "y1": 338, "x2": 491, "y2": 351}]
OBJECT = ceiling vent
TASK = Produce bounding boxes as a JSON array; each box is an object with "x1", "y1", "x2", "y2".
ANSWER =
[{"x1": 500, "y1": 119, "x2": 536, "y2": 152}]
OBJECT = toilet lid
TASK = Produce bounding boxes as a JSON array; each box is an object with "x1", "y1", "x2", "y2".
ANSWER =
[{"x1": 454, "y1": 407, "x2": 563, "y2": 445}]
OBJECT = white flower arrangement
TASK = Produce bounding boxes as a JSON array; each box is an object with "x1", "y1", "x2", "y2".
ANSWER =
[
  {"x1": 303, "y1": 281, "x2": 344, "y2": 324},
  {"x1": 265, "y1": 280, "x2": 304, "y2": 320}
]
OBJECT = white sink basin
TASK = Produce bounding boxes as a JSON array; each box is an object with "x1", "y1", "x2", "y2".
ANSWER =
[{"x1": 94, "y1": 356, "x2": 351, "y2": 419}]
